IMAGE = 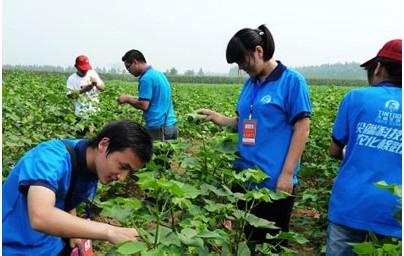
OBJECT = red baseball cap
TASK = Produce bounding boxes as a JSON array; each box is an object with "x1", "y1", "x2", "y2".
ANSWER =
[
  {"x1": 75, "y1": 55, "x2": 92, "y2": 71},
  {"x1": 360, "y1": 39, "x2": 402, "y2": 67}
]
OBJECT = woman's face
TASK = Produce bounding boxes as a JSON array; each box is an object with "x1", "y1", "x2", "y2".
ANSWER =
[{"x1": 237, "y1": 46, "x2": 265, "y2": 77}]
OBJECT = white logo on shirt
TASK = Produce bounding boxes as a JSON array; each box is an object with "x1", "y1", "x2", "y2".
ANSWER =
[
  {"x1": 384, "y1": 100, "x2": 400, "y2": 112},
  {"x1": 260, "y1": 95, "x2": 272, "y2": 104}
]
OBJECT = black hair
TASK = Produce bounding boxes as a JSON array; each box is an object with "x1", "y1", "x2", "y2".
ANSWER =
[
  {"x1": 365, "y1": 57, "x2": 402, "y2": 85},
  {"x1": 122, "y1": 49, "x2": 147, "y2": 63},
  {"x1": 88, "y1": 120, "x2": 153, "y2": 163},
  {"x1": 226, "y1": 24, "x2": 275, "y2": 64}
]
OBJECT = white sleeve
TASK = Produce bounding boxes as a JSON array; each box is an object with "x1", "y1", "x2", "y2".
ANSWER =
[{"x1": 66, "y1": 75, "x2": 79, "y2": 90}]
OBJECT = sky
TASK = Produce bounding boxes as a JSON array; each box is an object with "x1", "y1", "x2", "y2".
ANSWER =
[{"x1": 2, "y1": 0, "x2": 403, "y2": 74}]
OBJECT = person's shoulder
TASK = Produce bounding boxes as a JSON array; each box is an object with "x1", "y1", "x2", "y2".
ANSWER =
[
  {"x1": 87, "y1": 69, "x2": 99, "y2": 76},
  {"x1": 67, "y1": 72, "x2": 78, "y2": 81},
  {"x1": 283, "y1": 66, "x2": 306, "y2": 81},
  {"x1": 34, "y1": 139, "x2": 80, "y2": 156}
]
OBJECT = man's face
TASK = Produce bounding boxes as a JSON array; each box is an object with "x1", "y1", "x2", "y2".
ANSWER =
[
  {"x1": 125, "y1": 60, "x2": 141, "y2": 77},
  {"x1": 76, "y1": 67, "x2": 88, "y2": 77},
  {"x1": 94, "y1": 138, "x2": 144, "y2": 184}
]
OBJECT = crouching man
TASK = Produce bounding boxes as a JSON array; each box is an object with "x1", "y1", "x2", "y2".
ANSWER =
[{"x1": 2, "y1": 120, "x2": 153, "y2": 255}]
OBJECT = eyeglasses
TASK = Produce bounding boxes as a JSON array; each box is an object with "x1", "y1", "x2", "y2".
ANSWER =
[{"x1": 124, "y1": 62, "x2": 132, "y2": 71}]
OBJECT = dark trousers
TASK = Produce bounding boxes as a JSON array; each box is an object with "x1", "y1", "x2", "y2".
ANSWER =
[
  {"x1": 235, "y1": 185, "x2": 296, "y2": 250},
  {"x1": 146, "y1": 125, "x2": 178, "y2": 141}
]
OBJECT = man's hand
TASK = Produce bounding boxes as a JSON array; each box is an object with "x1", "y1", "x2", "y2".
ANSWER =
[
  {"x1": 80, "y1": 83, "x2": 95, "y2": 93},
  {"x1": 69, "y1": 238, "x2": 83, "y2": 248},
  {"x1": 106, "y1": 226, "x2": 140, "y2": 244}
]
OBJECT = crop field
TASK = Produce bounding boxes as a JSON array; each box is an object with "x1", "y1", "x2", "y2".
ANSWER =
[{"x1": 3, "y1": 70, "x2": 358, "y2": 255}]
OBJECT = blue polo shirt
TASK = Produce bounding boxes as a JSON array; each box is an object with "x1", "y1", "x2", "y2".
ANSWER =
[
  {"x1": 2, "y1": 139, "x2": 98, "y2": 255},
  {"x1": 138, "y1": 66, "x2": 176, "y2": 128},
  {"x1": 328, "y1": 82, "x2": 402, "y2": 238},
  {"x1": 234, "y1": 62, "x2": 311, "y2": 190}
]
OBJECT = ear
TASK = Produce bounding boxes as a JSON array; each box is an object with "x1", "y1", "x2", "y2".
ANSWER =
[
  {"x1": 374, "y1": 62, "x2": 383, "y2": 76},
  {"x1": 255, "y1": 46, "x2": 264, "y2": 58},
  {"x1": 98, "y1": 137, "x2": 110, "y2": 153}
]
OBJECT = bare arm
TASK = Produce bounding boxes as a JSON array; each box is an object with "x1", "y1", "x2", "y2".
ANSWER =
[
  {"x1": 276, "y1": 118, "x2": 310, "y2": 193},
  {"x1": 329, "y1": 140, "x2": 343, "y2": 160},
  {"x1": 117, "y1": 95, "x2": 150, "y2": 111},
  {"x1": 27, "y1": 186, "x2": 139, "y2": 244},
  {"x1": 196, "y1": 108, "x2": 238, "y2": 130}
]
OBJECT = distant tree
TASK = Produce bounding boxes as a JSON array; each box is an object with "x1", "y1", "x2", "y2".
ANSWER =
[
  {"x1": 168, "y1": 67, "x2": 178, "y2": 76},
  {"x1": 184, "y1": 69, "x2": 195, "y2": 76},
  {"x1": 228, "y1": 65, "x2": 247, "y2": 77},
  {"x1": 197, "y1": 68, "x2": 204, "y2": 76}
]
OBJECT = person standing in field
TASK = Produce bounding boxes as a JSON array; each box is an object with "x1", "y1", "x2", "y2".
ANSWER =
[
  {"x1": 326, "y1": 39, "x2": 402, "y2": 255},
  {"x1": 197, "y1": 24, "x2": 311, "y2": 250},
  {"x1": 2, "y1": 120, "x2": 153, "y2": 255},
  {"x1": 117, "y1": 50, "x2": 178, "y2": 141},
  {"x1": 66, "y1": 55, "x2": 105, "y2": 118}
]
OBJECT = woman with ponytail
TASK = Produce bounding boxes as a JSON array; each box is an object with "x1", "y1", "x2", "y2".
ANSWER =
[{"x1": 197, "y1": 24, "x2": 311, "y2": 250}]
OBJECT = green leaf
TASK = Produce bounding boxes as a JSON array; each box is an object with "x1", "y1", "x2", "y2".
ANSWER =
[
  {"x1": 245, "y1": 213, "x2": 279, "y2": 229},
  {"x1": 237, "y1": 241, "x2": 251, "y2": 256},
  {"x1": 351, "y1": 242, "x2": 376, "y2": 255},
  {"x1": 178, "y1": 228, "x2": 204, "y2": 248},
  {"x1": 115, "y1": 241, "x2": 147, "y2": 254},
  {"x1": 275, "y1": 231, "x2": 308, "y2": 244}
]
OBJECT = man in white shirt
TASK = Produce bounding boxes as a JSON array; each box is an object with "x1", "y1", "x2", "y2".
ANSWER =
[{"x1": 67, "y1": 55, "x2": 105, "y2": 118}]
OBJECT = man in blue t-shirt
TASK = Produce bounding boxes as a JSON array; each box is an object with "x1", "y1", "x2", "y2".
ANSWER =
[
  {"x1": 2, "y1": 120, "x2": 153, "y2": 255},
  {"x1": 117, "y1": 49, "x2": 177, "y2": 141},
  {"x1": 327, "y1": 39, "x2": 402, "y2": 256}
]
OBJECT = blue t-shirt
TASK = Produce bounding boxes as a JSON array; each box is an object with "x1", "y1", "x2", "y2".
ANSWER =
[
  {"x1": 234, "y1": 62, "x2": 312, "y2": 190},
  {"x1": 2, "y1": 139, "x2": 98, "y2": 255},
  {"x1": 138, "y1": 66, "x2": 176, "y2": 128},
  {"x1": 328, "y1": 82, "x2": 402, "y2": 238}
]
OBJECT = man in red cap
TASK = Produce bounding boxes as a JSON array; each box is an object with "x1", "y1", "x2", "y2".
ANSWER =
[
  {"x1": 326, "y1": 39, "x2": 402, "y2": 255},
  {"x1": 67, "y1": 55, "x2": 105, "y2": 119}
]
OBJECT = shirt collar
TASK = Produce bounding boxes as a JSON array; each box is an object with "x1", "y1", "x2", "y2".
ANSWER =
[
  {"x1": 139, "y1": 65, "x2": 152, "y2": 80},
  {"x1": 75, "y1": 140, "x2": 98, "y2": 181},
  {"x1": 376, "y1": 81, "x2": 402, "y2": 88},
  {"x1": 251, "y1": 61, "x2": 286, "y2": 83}
]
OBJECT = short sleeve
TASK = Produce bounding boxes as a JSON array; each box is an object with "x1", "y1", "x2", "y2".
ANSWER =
[
  {"x1": 138, "y1": 78, "x2": 152, "y2": 101},
  {"x1": 287, "y1": 75, "x2": 312, "y2": 124},
  {"x1": 66, "y1": 76, "x2": 77, "y2": 90},
  {"x1": 18, "y1": 142, "x2": 70, "y2": 194},
  {"x1": 332, "y1": 93, "x2": 351, "y2": 146}
]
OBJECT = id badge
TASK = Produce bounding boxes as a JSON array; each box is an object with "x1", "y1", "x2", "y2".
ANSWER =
[{"x1": 242, "y1": 119, "x2": 257, "y2": 145}]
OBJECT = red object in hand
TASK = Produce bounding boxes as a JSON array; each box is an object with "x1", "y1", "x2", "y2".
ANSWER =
[
  {"x1": 80, "y1": 239, "x2": 94, "y2": 256},
  {"x1": 70, "y1": 247, "x2": 79, "y2": 256},
  {"x1": 70, "y1": 240, "x2": 94, "y2": 256}
]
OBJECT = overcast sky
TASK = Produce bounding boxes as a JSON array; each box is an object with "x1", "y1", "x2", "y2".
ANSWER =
[{"x1": 2, "y1": 0, "x2": 402, "y2": 74}]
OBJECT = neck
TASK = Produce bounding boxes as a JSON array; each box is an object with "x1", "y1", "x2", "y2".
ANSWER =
[
  {"x1": 139, "y1": 63, "x2": 149, "y2": 73},
  {"x1": 86, "y1": 146, "x2": 96, "y2": 174},
  {"x1": 258, "y1": 59, "x2": 278, "y2": 81}
]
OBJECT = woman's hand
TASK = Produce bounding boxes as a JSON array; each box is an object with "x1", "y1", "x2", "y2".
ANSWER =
[{"x1": 275, "y1": 172, "x2": 294, "y2": 194}]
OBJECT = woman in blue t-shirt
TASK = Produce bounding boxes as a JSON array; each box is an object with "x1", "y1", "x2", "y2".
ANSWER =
[{"x1": 197, "y1": 24, "x2": 311, "y2": 251}]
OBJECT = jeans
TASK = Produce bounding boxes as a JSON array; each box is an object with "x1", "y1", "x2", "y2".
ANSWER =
[
  {"x1": 326, "y1": 222, "x2": 367, "y2": 256},
  {"x1": 146, "y1": 125, "x2": 178, "y2": 141}
]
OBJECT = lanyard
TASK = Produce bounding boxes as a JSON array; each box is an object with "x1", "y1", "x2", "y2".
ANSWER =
[{"x1": 249, "y1": 82, "x2": 261, "y2": 120}]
